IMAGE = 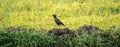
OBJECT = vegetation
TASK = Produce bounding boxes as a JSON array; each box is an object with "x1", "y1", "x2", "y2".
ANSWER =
[
  {"x1": 0, "y1": 0, "x2": 120, "y2": 47},
  {"x1": 0, "y1": 26, "x2": 120, "y2": 47},
  {"x1": 0, "y1": 0, "x2": 120, "y2": 29}
]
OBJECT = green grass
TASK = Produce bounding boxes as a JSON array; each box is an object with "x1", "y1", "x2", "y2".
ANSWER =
[
  {"x1": 0, "y1": 28, "x2": 120, "y2": 47},
  {"x1": 0, "y1": 0, "x2": 120, "y2": 30},
  {"x1": 0, "y1": 0, "x2": 120, "y2": 47}
]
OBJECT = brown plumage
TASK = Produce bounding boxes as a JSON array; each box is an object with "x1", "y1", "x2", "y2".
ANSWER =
[{"x1": 52, "y1": 14, "x2": 65, "y2": 26}]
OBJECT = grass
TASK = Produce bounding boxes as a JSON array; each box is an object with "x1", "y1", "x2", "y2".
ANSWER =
[
  {"x1": 0, "y1": 0, "x2": 120, "y2": 47},
  {"x1": 0, "y1": 28, "x2": 120, "y2": 47},
  {"x1": 0, "y1": 0, "x2": 120, "y2": 30}
]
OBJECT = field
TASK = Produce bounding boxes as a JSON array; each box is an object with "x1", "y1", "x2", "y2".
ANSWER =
[{"x1": 0, "y1": 0, "x2": 120, "y2": 47}]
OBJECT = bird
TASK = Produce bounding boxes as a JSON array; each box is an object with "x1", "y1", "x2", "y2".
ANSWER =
[{"x1": 52, "y1": 14, "x2": 65, "y2": 26}]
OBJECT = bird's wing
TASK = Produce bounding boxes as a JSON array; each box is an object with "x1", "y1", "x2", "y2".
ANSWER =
[{"x1": 56, "y1": 19, "x2": 65, "y2": 26}]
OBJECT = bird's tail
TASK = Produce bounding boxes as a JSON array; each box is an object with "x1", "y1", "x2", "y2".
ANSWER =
[{"x1": 62, "y1": 24, "x2": 65, "y2": 26}]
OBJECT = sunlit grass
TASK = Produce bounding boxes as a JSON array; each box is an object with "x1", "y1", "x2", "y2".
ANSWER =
[
  {"x1": 0, "y1": 0, "x2": 120, "y2": 30},
  {"x1": 1, "y1": 14, "x2": 120, "y2": 30}
]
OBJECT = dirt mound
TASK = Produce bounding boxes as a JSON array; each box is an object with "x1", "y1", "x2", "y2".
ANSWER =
[
  {"x1": 7, "y1": 26, "x2": 15, "y2": 31},
  {"x1": 47, "y1": 28, "x2": 76, "y2": 38},
  {"x1": 7, "y1": 25, "x2": 103, "y2": 36},
  {"x1": 7, "y1": 26, "x2": 26, "y2": 31},
  {"x1": 7, "y1": 26, "x2": 37, "y2": 32},
  {"x1": 77, "y1": 25, "x2": 103, "y2": 34}
]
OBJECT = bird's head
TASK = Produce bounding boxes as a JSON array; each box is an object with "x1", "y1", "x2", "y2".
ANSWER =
[{"x1": 52, "y1": 14, "x2": 57, "y2": 18}]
